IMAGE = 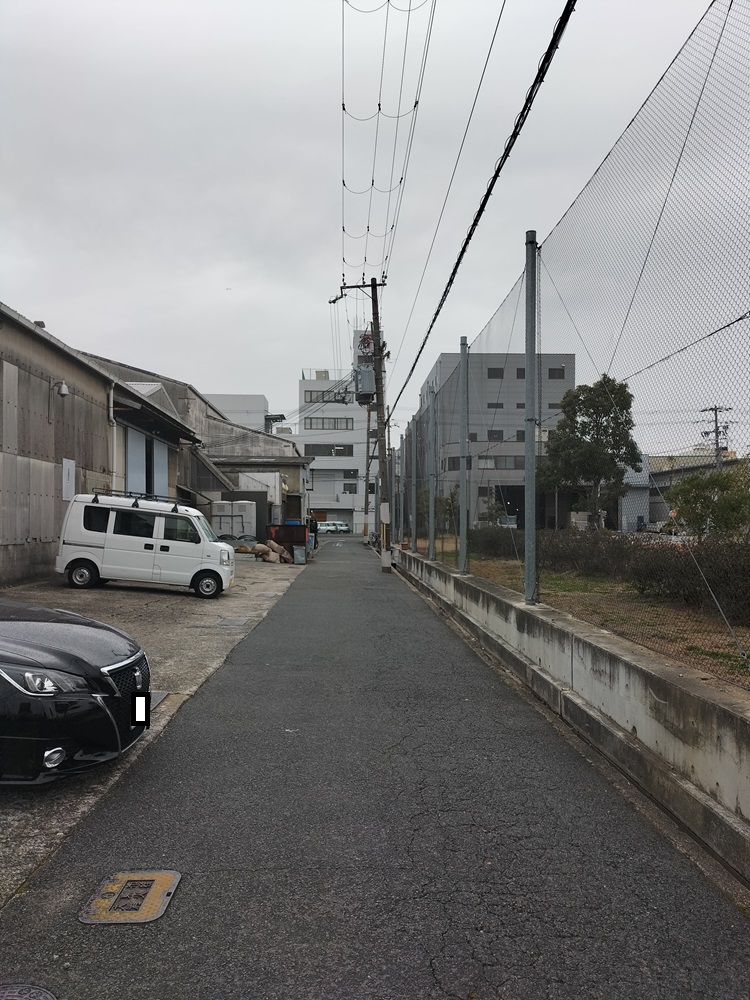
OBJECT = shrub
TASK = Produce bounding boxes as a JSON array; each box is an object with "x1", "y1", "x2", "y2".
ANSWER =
[
  {"x1": 623, "y1": 538, "x2": 750, "y2": 624},
  {"x1": 469, "y1": 527, "x2": 524, "y2": 559}
]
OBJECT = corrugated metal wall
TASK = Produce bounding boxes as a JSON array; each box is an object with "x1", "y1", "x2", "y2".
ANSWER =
[{"x1": 0, "y1": 350, "x2": 110, "y2": 584}]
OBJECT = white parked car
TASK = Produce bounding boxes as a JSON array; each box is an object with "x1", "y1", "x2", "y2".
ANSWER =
[
  {"x1": 55, "y1": 494, "x2": 235, "y2": 598},
  {"x1": 317, "y1": 521, "x2": 351, "y2": 534}
]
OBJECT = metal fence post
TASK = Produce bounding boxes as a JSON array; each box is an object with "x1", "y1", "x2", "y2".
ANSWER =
[
  {"x1": 411, "y1": 419, "x2": 418, "y2": 553},
  {"x1": 459, "y1": 336, "x2": 469, "y2": 575},
  {"x1": 524, "y1": 231, "x2": 538, "y2": 604},
  {"x1": 399, "y1": 434, "x2": 405, "y2": 544},
  {"x1": 428, "y1": 383, "x2": 436, "y2": 560}
]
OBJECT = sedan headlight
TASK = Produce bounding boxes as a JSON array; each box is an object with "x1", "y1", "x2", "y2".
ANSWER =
[{"x1": 0, "y1": 665, "x2": 90, "y2": 696}]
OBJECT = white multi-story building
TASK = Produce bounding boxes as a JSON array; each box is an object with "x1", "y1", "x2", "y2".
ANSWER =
[
  {"x1": 278, "y1": 329, "x2": 381, "y2": 533},
  {"x1": 286, "y1": 364, "x2": 379, "y2": 534}
]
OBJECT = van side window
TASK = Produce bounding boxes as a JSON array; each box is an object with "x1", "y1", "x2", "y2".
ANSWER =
[
  {"x1": 83, "y1": 506, "x2": 110, "y2": 533},
  {"x1": 113, "y1": 511, "x2": 156, "y2": 538},
  {"x1": 164, "y1": 515, "x2": 200, "y2": 544}
]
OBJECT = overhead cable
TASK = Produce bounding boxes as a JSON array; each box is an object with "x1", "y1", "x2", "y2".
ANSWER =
[
  {"x1": 387, "y1": 0, "x2": 511, "y2": 382},
  {"x1": 388, "y1": 0, "x2": 578, "y2": 422}
]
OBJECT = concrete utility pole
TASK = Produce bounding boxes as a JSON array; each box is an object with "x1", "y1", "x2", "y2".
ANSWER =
[
  {"x1": 363, "y1": 405, "x2": 372, "y2": 537},
  {"x1": 370, "y1": 277, "x2": 391, "y2": 571},
  {"x1": 339, "y1": 277, "x2": 389, "y2": 565},
  {"x1": 699, "y1": 405, "x2": 732, "y2": 469},
  {"x1": 524, "y1": 230, "x2": 538, "y2": 605}
]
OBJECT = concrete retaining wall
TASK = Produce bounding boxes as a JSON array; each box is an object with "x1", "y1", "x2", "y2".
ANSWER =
[{"x1": 393, "y1": 549, "x2": 750, "y2": 883}]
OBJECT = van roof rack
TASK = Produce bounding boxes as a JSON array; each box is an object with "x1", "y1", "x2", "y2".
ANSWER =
[{"x1": 90, "y1": 489, "x2": 186, "y2": 513}]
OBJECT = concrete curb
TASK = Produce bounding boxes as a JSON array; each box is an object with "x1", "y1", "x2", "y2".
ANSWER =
[{"x1": 394, "y1": 554, "x2": 750, "y2": 885}]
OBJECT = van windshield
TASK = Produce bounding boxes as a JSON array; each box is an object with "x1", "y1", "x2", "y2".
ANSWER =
[{"x1": 196, "y1": 516, "x2": 219, "y2": 542}]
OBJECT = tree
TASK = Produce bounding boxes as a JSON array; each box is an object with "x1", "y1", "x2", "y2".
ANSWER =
[
  {"x1": 665, "y1": 462, "x2": 750, "y2": 540},
  {"x1": 539, "y1": 374, "x2": 642, "y2": 521}
]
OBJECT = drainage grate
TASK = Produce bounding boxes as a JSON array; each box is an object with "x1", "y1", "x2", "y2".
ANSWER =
[
  {"x1": 0, "y1": 989, "x2": 59, "y2": 1000},
  {"x1": 79, "y1": 870, "x2": 180, "y2": 924}
]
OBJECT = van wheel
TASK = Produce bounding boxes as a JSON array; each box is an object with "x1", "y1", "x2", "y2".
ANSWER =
[
  {"x1": 68, "y1": 561, "x2": 99, "y2": 589},
  {"x1": 193, "y1": 571, "x2": 222, "y2": 599}
]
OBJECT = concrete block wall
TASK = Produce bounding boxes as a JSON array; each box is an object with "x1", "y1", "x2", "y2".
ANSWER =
[{"x1": 393, "y1": 549, "x2": 750, "y2": 883}]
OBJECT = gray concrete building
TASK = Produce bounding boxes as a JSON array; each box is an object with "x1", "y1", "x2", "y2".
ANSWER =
[
  {"x1": 0, "y1": 304, "x2": 198, "y2": 584},
  {"x1": 415, "y1": 351, "x2": 575, "y2": 528}
]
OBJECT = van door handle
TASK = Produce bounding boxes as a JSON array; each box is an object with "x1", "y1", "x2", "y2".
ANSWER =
[
  {"x1": 144, "y1": 543, "x2": 154, "y2": 550},
  {"x1": 160, "y1": 545, "x2": 170, "y2": 552}
]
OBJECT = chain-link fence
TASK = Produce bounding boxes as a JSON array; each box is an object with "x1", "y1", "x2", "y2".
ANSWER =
[{"x1": 395, "y1": 0, "x2": 750, "y2": 688}]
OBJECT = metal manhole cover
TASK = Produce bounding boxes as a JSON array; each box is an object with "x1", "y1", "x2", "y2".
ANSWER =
[
  {"x1": 79, "y1": 870, "x2": 180, "y2": 924},
  {"x1": 0, "y1": 989, "x2": 59, "y2": 1000}
]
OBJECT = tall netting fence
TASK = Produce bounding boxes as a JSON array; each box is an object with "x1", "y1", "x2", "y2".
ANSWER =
[{"x1": 400, "y1": 0, "x2": 750, "y2": 687}]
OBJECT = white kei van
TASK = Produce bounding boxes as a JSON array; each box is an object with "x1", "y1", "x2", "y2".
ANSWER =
[{"x1": 56, "y1": 494, "x2": 235, "y2": 598}]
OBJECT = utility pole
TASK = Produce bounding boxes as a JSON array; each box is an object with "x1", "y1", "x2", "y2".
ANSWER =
[
  {"x1": 699, "y1": 405, "x2": 732, "y2": 469},
  {"x1": 370, "y1": 278, "x2": 391, "y2": 570},
  {"x1": 363, "y1": 405, "x2": 372, "y2": 537},
  {"x1": 337, "y1": 277, "x2": 389, "y2": 568}
]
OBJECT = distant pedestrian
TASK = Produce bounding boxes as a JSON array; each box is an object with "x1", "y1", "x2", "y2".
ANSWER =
[{"x1": 309, "y1": 516, "x2": 319, "y2": 549}]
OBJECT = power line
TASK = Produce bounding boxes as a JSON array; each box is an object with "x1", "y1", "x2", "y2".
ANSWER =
[
  {"x1": 388, "y1": 0, "x2": 579, "y2": 423},
  {"x1": 341, "y1": 0, "x2": 437, "y2": 286},
  {"x1": 387, "y1": 0, "x2": 512, "y2": 383},
  {"x1": 606, "y1": 0, "x2": 733, "y2": 373}
]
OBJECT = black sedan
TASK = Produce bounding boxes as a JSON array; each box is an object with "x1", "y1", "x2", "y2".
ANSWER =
[{"x1": 0, "y1": 599, "x2": 151, "y2": 785}]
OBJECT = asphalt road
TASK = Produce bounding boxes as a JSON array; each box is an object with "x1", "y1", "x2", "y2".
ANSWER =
[{"x1": 1, "y1": 537, "x2": 749, "y2": 999}]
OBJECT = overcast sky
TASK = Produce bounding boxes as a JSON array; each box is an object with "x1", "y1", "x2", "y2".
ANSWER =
[{"x1": 1, "y1": 0, "x2": 712, "y2": 433}]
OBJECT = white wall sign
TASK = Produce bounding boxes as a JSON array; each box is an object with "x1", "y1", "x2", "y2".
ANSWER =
[{"x1": 62, "y1": 458, "x2": 76, "y2": 501}]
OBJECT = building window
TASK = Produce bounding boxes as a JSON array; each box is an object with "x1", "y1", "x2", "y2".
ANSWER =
[
  {"x1": 469, "y1": 432, "x2": 477, "y2": 442},
  {"x1": 516, "y1": 367, "x2": 525, "y2": 379},
  {"x1": 494, "y1": 456, "x2": 525, "y2": 470},
  {"x1": 548, "y1": 367, "x2": 565, "y2": 379},
  {"x1": 487, "y1": 430, "x2": 504, "y2": 442},
  {"x1": 487, "y1": 368, "x2": 504, "y2": 379},
  {"x1": 478, "y1": 487, "x2": 489, "y2": 497},
  {"x1": 516, "y1": 402, "x2": 525, "y2": 409},
  {"x1": 516, "y1": 430, "x2": 525, "y2": 443},
  {"x1": 478, "y1": 457, "x2": 495, "y2": 470},
  {"x1": 342, "y1": 482, "x2": 358, "y2": 494},
  {"x1": 548, "y1": 402, "x2": 562, "y2": 409},
  {"x1": 447, "y1": 457, "x2": 472, "y2": 471},
  {"x1": 368, "y1": 429, "x2": 378, "y2": 439},
  {"x1": 304, "y1": 389, "x2": 354, "y2": 404},
  {"x1": 304, "y1": 444, "x2": 354, "y2": 457},
  {"x1": 304, "y1": 417, "x2": 354, "y2": 430},
  {"x1": 368, "y1": 482, "x2": 376, "y2": 494},
  {"x1": 343, "y1": 468, "x2": 358, "y2": 479},
  {"x1": 487, "y1": 402, "x2": 503, "y2": 410}
]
